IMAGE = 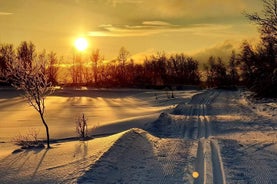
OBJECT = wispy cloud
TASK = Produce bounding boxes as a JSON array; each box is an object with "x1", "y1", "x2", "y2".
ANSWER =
[
  {"x1": 108, "y1": 0, "x2": 143, "y2": 7},
  {"x1": 142, "y1": 21, "x2": 173, "y2": 26},
  {"x1": 0, "y1": 12, "x2": 13, "y2": 16},
  {"x1": 88, "y1": 22, "x2": 231, "y2": 37}
]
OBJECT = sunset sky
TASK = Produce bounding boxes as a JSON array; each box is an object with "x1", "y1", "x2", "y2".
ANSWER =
[{"x1": 0, "y1": 0, "x2": 263, "y2": 62}]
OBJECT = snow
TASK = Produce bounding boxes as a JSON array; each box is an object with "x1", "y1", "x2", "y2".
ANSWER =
[
  {"x1": 0, "y1": 88, "x2": 276, "y2": 183},
  {"x1": 0, "y1": 88, "x2": 197, "y2": 156},
  {"x1": 241, "y1": 90, "x2": 277, "y2": 118}
]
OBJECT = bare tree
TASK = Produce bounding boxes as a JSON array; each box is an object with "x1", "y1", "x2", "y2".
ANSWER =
[
  {"x1": 71, "y1": 52, "x2": 84, "y2": 86},
  {"x1": 245, "y1": 0, "x2": 277, "y2": 45},
  {"x1": 7, "y1": 59, "x2": 54, "y2": 148},
  {"x1": 0, "y1": 44, "x2": 15, "y2": 81},
  {"x1": 242, "y1": 0, "x2": 277, "y2": 96},
  {"x1": 47, "y1": 52, "x2": 59, "y2": 85},
  {"x1": 17, "y1": 41, "x2": 36, "y2": 69},
  {"x1": 117, "y1": 47, "x2": 130, "y2": 86},
  {"x1": 228, "y1": 51, "x2": 240, "y2": 86},
  {"x1": 90, "y1": 49, "x2": 104, "y2": 86}
]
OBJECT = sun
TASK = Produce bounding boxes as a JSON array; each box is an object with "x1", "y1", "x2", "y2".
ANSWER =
[{"x1": 74, "y1": 37, "x2": 88, "y2": 51}]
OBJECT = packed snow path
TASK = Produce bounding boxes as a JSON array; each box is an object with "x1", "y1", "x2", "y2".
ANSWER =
[
  {"x1": 170, "y1": 89, "x2": 276, "y2": 184},
  {"x1": 172, "y1": 90, "x2": 226, "y2": 184}
]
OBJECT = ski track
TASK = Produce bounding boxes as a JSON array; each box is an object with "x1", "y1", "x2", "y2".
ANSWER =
[
  {"x1": 187, "y1": 89, "x2": 276, "y2": 184},
  {"x1": 178, "y1": 90, "x2": 227, "y2": 184}
]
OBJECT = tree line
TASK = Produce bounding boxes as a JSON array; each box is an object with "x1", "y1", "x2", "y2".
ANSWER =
[
  {"x1": 0, "y1": 39, "x2": 275, "y2": 96},
  {"x1": 0, "y1": 0, "x2": 276, "y2": 97},
  {"x1": 0, "y1": 43, "x2": 201, "y2": 88}
]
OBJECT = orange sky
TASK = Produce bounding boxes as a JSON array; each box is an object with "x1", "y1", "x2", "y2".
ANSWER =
[{"x1": 0, "y1": 0, "x2": 263, "y2": 62}]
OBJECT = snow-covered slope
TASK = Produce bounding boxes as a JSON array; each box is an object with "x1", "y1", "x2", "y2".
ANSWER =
[{"x1": 0, "y1": 131, "x2": 123, "y2": 184}]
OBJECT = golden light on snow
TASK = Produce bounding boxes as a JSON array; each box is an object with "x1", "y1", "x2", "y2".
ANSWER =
[
  {"x1": 74, "y1": 37, "x2": 88, "y2": 51},
  {"x1": 192, "y1": 171, "x2": 199, "y2": 179}
]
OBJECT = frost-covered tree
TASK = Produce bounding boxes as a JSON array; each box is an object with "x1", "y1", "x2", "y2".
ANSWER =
[{"x1": 7, "y1": 59, "x2": 54, "y2": 148}]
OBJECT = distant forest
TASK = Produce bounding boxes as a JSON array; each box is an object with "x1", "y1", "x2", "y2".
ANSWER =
[{"x1": 0, "y1": 0, "x2": 276, "y2": 97}]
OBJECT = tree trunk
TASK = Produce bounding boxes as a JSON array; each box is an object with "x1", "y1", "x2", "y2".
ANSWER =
[{"x1": 39, "y1": 113, "x2": 50, "y2": 148}]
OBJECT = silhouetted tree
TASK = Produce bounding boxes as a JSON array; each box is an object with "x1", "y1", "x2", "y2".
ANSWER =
[
  {"x1": 117, "y1": 47, "x2": 130, "y2": 86},
  {"x1": 206, "y1": 56, "x2": 216, "y2": 87},
  {"x1": 186, "y1": 57, "x2": 200, "y2": 84},
  {"x1": 242, "y1": 0, "x2": 277, "y2": 96},
  {"x1": 90, "y1": 49, "x2": 104, "y2": 86},
  {"x1": 0, "y1": 44, "x2": 15, "y2": 82},
  {"x1": 245, "y1": 0, "x2": 277, "y2": 51},
  {"x1": 228, "y1": 51, "x2": 240, "y2": 86},
  {"x1": 17, "y1": 41, "x2": 36, "y2": 69},
  {"x1": 47, "y1": 52, "x2": 59, "y2": 85},
  {"x1": 206, "y1": 56, "x2": 229, "y2": 88},
  {"x1": 238, "y1": 41, "x2": 257, "y2": 87},
  {"x1": 71, "y1": 52, "x2": 84, "y2": 86},
  {"x1": 168, "y1": 54, "x2": 200, "y2": 85}
]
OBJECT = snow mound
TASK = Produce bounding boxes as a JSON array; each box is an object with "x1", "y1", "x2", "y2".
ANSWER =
[
  {"x1": 242, "y1": 91, "x2": 277, "y2": 118},
  {"x1": 77, "y1": 128, "x2": 160, "y2": 183},
  {"x1": 145, "y1": 112, "x2": 185, "y2": 138},
  {"x1": 78, "y1": 128, "x2": 194, "y2": 184}
]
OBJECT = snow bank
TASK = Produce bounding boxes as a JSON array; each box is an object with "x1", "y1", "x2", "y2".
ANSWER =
[
  {"x1": 241, "y1": 91, "x2": 277, "y2": 118},
  {"x1": 145, "y1": 112, "x2": 188, "y2": 138},
  {"x1": 78, "y1": 128, "x2": 195, "y2": 184},
  {"x1": 0, "y1": 132, "x2": 124, "y2": 184}
]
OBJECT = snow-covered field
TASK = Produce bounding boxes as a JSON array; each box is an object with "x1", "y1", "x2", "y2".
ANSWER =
[{"x1": 0, "y1": 88, "x2": 276, "y2": 183}]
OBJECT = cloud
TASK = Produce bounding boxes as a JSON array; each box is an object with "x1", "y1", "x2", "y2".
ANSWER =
[
  {"x1": 142, "y1": 21, "x2": 173, "y2": 26},
  {"x1": 92, "y1": 0, "x2": 255, "y2": 24},
  {"x1": 130, "y1": 48, "x2": 157, "y2": 63},
  {"x1": 132, "y1": 0, "x2": 249, "y2": 19},
  {"x1": 0, "y1": 12, "x2": 13, "y2": 16},
  {"x1": 191, "y1": 40, "x2": 241, "y2": 64},
  {"x1": 88, "y1": 22, "x2": 231, "y2": 37},
  {"x1": 108, "y1": 0, "x2": 143, "y2": 7}
]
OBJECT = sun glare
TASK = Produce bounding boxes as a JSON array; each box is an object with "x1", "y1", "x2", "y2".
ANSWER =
[{"x1": 74, "y1": 37, "x2": 88, "y2": 51}]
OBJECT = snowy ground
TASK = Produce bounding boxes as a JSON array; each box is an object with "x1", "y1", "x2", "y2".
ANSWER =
[
  {"x1": 0, "y1": 88, "x2": 197, "y2": 159},
  {"x1": 0, "y1": 88, "x2": 276, "y2": 183}
]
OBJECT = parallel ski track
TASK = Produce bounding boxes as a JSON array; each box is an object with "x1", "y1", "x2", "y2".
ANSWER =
[{"x1": 184, "y1": 90, "x2": 227, "y2": 184}]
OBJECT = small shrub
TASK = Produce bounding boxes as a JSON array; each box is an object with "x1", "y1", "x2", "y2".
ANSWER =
[
  {"x1": 12, "y1": 128, "x2": 45, "y2": 149},
  {"x1": 75, "y1": 113, "x2": 88, "y2": 140}
]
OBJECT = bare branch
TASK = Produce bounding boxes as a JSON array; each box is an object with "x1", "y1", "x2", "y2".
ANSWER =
[{"x1": 6, "y1": 57, "x2": 54, "y2": 148}]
